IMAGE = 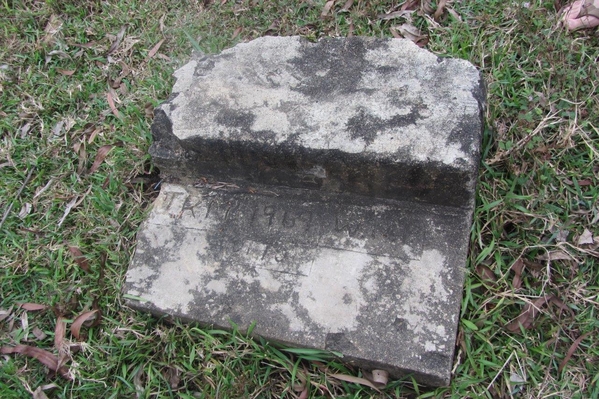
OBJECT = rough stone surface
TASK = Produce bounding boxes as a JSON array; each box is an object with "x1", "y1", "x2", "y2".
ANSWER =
[
  {"x1": 128, "y1": 36, "x2": 485, "y2": 387},
  {"x1": 126, "y1": 183, "x2": 472, "y2": 386},
  {"x1": 150, "y1": 36, "x2": 484, "y2": 208}
]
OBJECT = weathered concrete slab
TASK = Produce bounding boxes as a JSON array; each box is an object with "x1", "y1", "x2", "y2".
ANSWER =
[
  {"x1": 128, "y1": 36, "x2": 485, "y2": 387},
  {"x1": 151, "y1": 36, "x2": 484, "y2": 208},
  {"x1": 126, "y1": 183, "x2": 472, "y2": 386}
]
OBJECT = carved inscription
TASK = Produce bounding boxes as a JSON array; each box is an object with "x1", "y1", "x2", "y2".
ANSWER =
[{"x1": 148, "y1": 186, "x2": 423, "y2": 276}]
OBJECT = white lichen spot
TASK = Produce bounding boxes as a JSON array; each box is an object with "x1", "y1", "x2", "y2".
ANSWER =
[
  {"x1": 398, "y1": 249, "x2": 450, "y2": 344},
  {"x1": 297, "y1": 248, "x2": 370, "y2": 332},
  {"x1": 145, "y1": 230, "x2": 208, "y2": 313}
]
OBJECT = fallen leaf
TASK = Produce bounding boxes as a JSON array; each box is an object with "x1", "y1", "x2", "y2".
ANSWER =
[
  {"x1": 298, "y1": 387, "x2": 309, "y2": 399},
  {"x1": 378, "y1": 10, "x2": 413, "y2": 20},
  {"x1": 556, "y1": 229, "x2": 569, "y2": 243},
  {"x1": 321, "y1": 0, "x2": 335, "y2": 17},
  {"x1": 70, "y1": 310, "x2": 99, "y2": 340},
  {"x1": 106, "y1": 91, "x2": 121, "y2": 119},
  {"x1": 347, "y1": 20, "x2": 355, "y2": 37},
  {"x1": 18, "y1": 203, "x2": 32, "y2": 219},
  {"x1": 20, "y1": 122, "x2": 32, "y2": 138},
  {"x1": 19, "y1": 303, "x2": 48, "y2": 311},
  {"x1": 548, "y1": 296, "x2": 574, "y2": 316},
  {"x1": 433, "y1": 0, "x2": 448, "y2": 20},
  {"x1": 577, "y1": 179, "x2": 592, "y2": 186},
  {"x1": 578, "y1": 229, "x2": 594, "y2": 245},
  {"x1": 32, "y1": 327, "x2": 47, "y2": 341},
  {"x1": 56, "y1": 69, "x2": 75, "y2": 76},
  {"x1": 392, "y1": 23, "x2": 428, "y2": 46},
  {"x1": 231, "y1": 27, "x2": 242, "y2": 39},
  {"x1": 106, "y1": 25, "x2": 126, "y2": 55},
  {"x1": 370, "y1": 369, "x2": 388, "y2": 385},
  {"x1": 0, "y1": 307, "x2": 12, "y2": 322},
  {"x1": 0, "y1": 345, "x2": 70, "y2": 379},
  {"x1": 476, "y1": 264, "x2": 497, "y2": 283},
  {"x1": 144, "y1": 103, "x2": 154, "y2": 120},
  {"x1": 146, "y1": 39, "x2": 165, "y2": 59},
  {"x1": 21, "y1": 312, "x2": 29, "y2": 333},
  {"x1": 511, "y1": 259, "x2": 524, "y2": 289},
  {"x1": 54, "y1": 317, "x2": 66, "y2": 351},
  {"x1": 89, "y1": 144, "x2": 113, "y2": 174},
  {"x1": 57, "y1": 197, "x2": 78, "y2": 227},
  {"x1": 87, "y1": 127, "x2": 100, "y2": 144},
  {"x1": 401, "y1": 0, "x2": 420, "y2": 11},
  {"x1": 538, "y1": 250, "x2": 574, "y2": 261},
  {"x1": 329, "y1": 373, "x2": 380, "y2": 392},
  {"x1": 558, "y1": 332, "x2": 592, "y2": 373},
  {"x1": 42, "y1": 15, "x2": 63, "y2": 45},
  {"x1": 52, "y1": 120, "x2": 64, "y2": 136},
  {"x1": 72, "y1": 41, "x2": 99, "y2": 49},
  {"x1": 506, "y1": 295, "x2": 553, "y2": 332},
  {"x1": 446, "y1": 7, "x2": 462, "y2": 21},
  {"x1": 340, "y1": 0, "x2": 353, "y2": 11},
  {"x1": 68, "y1": 246, "x2": 90, "y2": 272},
  {"x1": 76, "y1": 145, "x2": 87, "y2": 175},
  {"x1": 32, "y1": 387, "x2": 50, "y2": 399}
]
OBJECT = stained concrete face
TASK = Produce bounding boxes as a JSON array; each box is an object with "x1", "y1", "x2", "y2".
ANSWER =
[
  {"x1": 126, "y1": 184, "x2": 472, "y2": 386},
  {"x1": 127, "y1": 36, "x2": 485, "y2": 387},
  {"x1": 150, "y1": 36, "x2": 484, "y2": 208}
]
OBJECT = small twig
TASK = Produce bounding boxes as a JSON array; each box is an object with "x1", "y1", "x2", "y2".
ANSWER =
[{"x1": 0, "y1": 166, "x2": 35, "y2": 229}]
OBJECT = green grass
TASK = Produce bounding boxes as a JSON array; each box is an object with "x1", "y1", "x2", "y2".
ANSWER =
[{"x1": 1, "y1": 0, "x2": 598, "y2": 397}]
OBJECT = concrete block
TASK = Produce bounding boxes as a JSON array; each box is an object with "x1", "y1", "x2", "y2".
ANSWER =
[
  {"x1": 126, "y1": 183, "x2": 473, "y2": 386},
  {"x1": 150, "y1": 36, "x2": 484, "y2": 207},
  {"x1": 127, "y1": 36, "x2": 485, "y2": 386}
]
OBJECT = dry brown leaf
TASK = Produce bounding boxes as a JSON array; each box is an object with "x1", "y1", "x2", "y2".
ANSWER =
[
  {"x1": 370, "y1": 369, "x2": 389, "y2": 385},
  {"x1": 446, "y1": 7, "x2": 462, "y2": 21},
  {"x1": 347, "y1": 20, "x2": 355, "y2": 37},
  {"x1": 577, "y1": 179, "x2": 592, "y2": 186},
  {"x1": 88, "y1": 127, "x2": 100, "y2": 144},
  {"x1": 89, "y1": 145, "x2": 113, "y2": 174},
  {"x1": 329, "y1": 373, "x2": 380, "y2": 392},
  {"x1": 506, "y1": 295, "x2": 553, "y2": 332},
  {"x1": 392, "y1": 23, "x2": 428, "y2": 46},
  {"x1": 232, "y1": 27, "x2": 242, "y2": 39},
  {"x1": 56, "y1": 69, "x2": 75, "y2": 76},
  {"x1": 549, "y1": 296, "x2": 574, "y2": 316},
  {"x1": 32, "y1": 327, "x2": 47, "y2": 341},
  {"x1": 378, "y1": 10, "x2": 413, "y2": 20},
  {"x1": 321, "y1": 0, "x2": 335, "y2": 17},
  {"x1": 578, "y1": 229, "x2": 594, "y2": 245},
  {"x1": 147, "y1": 39, "x2": 165, "y2": 59},
  {"x1": 144, "y1": 103, "x2": 154, "y2": 120},
  {"x1": 32, "y1": 387, "x2": 50, "y2": 399},
  {"x1": 0, "y1": 345, "x2": 70, "y2": 379},
  {"x1": 476, "y1": 264, "x2": 497, "y2": 283},
  {"x1": 538, "y1": 250, "x2": 574, "y2": 261},
  {"x1": 54, "y1": 317, "x2": 66, "y2": 351},
  {"x1": 298, "y1": 387, "x2": 309, "y2": 399},
  {"x1": 511, "y1": 259, "x2": 524, "y2": 289},
  {"x1": 106, "y1": 91, "x2": 122, "y2": 119},
  {"x1": 19, "y1": 303, "x2": 48, "y2": 311},
  {"x1": 106, "y1": 25, "x2": 126, "y2": 55},
  {"x1": 0, "y1": 307, "x2": 12, "y2": 322},
  {"x1": 401, "y1": 0, "x2": 420, "y2": 11},
  {"x1": 341, "y1": 0, "x2": 353, "y2": 11},
  {"x1": 76, "y1": 145, "x2": 87, "y2": 175},
  {"x1": 42, "y1": 15, "x2": 63, "y2": 45},
  {"x1": 70, "y1": 310, "x2": 99, "y2": 340},
  {"x1": 558, "y1": 332, "x2": 591, "y2": 374},
  {"x1": 68, "y1": 246, "x2": 90, "y2": 272},
  {"x1": 433, "y1": 0, "x2": 448, "y2": 20}
]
